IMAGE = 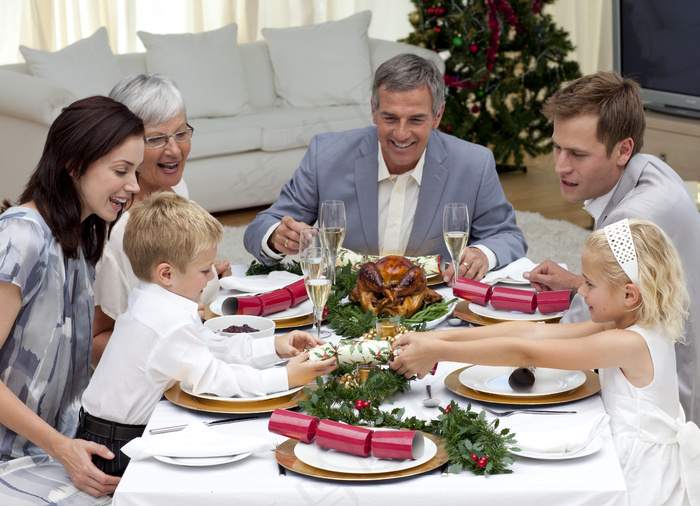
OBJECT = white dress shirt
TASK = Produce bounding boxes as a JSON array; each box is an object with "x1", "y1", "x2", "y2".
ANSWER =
[{"x1": 82, "y1": 282, "x2": 288, "y2": 425}]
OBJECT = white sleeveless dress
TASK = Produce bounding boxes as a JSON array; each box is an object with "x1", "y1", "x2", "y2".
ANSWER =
[{"x1": 600, "y1": 324, "x2": 700, "y2": 505}]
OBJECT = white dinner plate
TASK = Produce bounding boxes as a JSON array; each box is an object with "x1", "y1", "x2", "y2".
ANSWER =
[
  {"x1": 469, "y1": 301, "x2": 563, "y2": 321},
  {"x1": 154, "y1": 452, "x2": 251, "y2": 467},
  {"x1": 293, "y1": 437, "x2": 437, "y2": 474},
  {"x1": 209, "y1": 297, "x2": 313, "y2": 320},
  {"x1": 511, "y1": 436, "x2": 603, "y2": 460},
  {"x1": 180, "y1": 382, "x2": 304, "y2": 403},
  {"x1": 458, "y1": 366, "x2": 587, "y2": 397}
]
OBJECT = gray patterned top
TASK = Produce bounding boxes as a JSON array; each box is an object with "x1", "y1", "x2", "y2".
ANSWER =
[{"x1": 0, "y1": 207, "x2": 94, "y2": 459}]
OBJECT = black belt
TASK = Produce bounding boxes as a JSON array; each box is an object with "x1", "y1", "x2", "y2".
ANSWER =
[{"x1": 79, "y1": 408, "x2": 146, "y2": 442}]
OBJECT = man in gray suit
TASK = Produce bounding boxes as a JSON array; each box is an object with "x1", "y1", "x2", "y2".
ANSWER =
[
  {"x1": 244, "y1": 53, "x2": 527, "y2": 283},
  {"x1": 525, "y1": 71, "x2": 700, "y2": 423}
]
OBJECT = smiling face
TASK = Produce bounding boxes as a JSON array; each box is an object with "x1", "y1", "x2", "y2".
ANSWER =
[
  {"x1": 578, "y1": 249, "x2": 630, "y2": 325},
  {"x1": 372, "y1": 85, "x2": 443, "y2": 175},
  {"x1": 167, "y1": 245, "x2": 217, "y2": 303},
  {"x1": 75, "y1": 135, "x2": 142, "y2": 222},
  {"x1": 552, "y1": 115, "x2": 632, "y2": 203},
  {"x1": 139, "y1": 114, "x2": 190, "y2": 197}
]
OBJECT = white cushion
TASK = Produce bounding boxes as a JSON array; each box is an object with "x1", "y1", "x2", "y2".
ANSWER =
[
  {"x1": 262, "y1": 11, "x2": 373, "y2": 107},
  {"x1": 19, "y1": 27, "x2": 122, "y2": 99},
  {"x1": 138, "y1": 24, "x2": 250, "y2": 119}
]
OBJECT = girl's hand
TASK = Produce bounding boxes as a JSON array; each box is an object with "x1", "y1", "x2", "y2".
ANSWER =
[
  {"x1": 53, "y1": 436, "x2": 120, "y2": 497},
  {"x1": 390, "y1": 332, "x2": 438, "y2": 380},
  {"x1": 286, "y1": 353, "x2": 337, "y2": 387},
  {"x1": 274, "y1": 330, "x2": 323, "y2": 358}
]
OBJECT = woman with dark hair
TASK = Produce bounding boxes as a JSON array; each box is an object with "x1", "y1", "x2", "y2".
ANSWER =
[{"x1": 0, "y1": 96, "x2": 143, "y2": 498}]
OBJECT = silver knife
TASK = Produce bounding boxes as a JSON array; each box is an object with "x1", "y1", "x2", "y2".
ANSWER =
[{"x1": 149, "y1": 416, "x2": 258, "y2": 434}]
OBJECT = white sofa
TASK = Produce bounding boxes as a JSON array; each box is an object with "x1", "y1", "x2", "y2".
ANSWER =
[{"x1": 0, "y1": 20, "x2": 444, "y2": 213}]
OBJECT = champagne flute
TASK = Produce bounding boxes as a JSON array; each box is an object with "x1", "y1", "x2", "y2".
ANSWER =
[
  {"x1": 443, "y1": 203, "x2": 469, "y2": 287},
  {"x1": 302, "y1": 247, "x2": 332, "y2": 341},
  {"x1": 319, "y1": 200, "x2": 346, "y2": 286},
  {"x1": 299, "y1": 228, "x2": 330, "y2": 337}
]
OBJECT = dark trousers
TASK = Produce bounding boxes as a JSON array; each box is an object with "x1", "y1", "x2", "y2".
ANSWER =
[{"x1": 76, "y1": 408, "x2": 146, "y2": 477}]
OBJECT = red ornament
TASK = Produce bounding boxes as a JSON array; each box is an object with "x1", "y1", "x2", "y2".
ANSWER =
[
  {"x1": 435, "y1": 6, "x2": 446, "y2": 16},
  {"x1": 445, "y1": 125, "x2": 452, "y2": 133},
  {"x1": 471, "y1": 105, "x2": 480, "y2": 114},
  {"x1": 470, "y1": 44, "x2": 479, "y2": 53},
  {"x1": 428, "y1": 7, "x2": 435, "y2": 14},
  {"x1": 433, "y1": 26, "x2": 441, "y2": 33}
]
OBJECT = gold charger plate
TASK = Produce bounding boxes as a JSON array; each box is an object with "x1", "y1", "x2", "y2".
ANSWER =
[
  {"x1": 445, "y1": 366, "x2": 600, "y2": 406},
  {"x1": 275, "y1": 433, "x2": 448, "y2": 481},
  {"x1": 453, "y1": 300, "x2": 561, "y2": 326},
  {"x1": 274, "y1": 314, "x2": 315, "y2": 328},
  {"x1": 164, "y1": 383, "x2": 311, "y2": 414}
]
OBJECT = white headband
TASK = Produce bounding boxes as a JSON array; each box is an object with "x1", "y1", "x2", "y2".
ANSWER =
[{"x1": 603, "y1": 219, "x2": 639, "y2": 286}]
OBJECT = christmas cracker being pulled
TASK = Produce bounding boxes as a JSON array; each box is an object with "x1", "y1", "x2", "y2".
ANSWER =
[{"x1": 308, "y1": 340, "x2": 393, "y2": 365}]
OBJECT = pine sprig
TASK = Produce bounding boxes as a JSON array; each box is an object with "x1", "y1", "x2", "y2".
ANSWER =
[{"x1": 298, "y1": 368, "x2": 517, "y2": 476}]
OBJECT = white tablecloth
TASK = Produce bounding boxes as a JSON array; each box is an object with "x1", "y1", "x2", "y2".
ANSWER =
[{"x1": 114, "y1": 285, "x2": 629, "y2": 506}]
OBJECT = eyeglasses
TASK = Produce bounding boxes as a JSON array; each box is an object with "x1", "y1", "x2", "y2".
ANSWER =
[{"x1": 144, "y1": 124, "x2": 194, "y2": 149}]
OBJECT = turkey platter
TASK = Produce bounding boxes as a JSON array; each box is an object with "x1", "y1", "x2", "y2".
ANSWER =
[{"x1": 348, "y1": 255, "x2": 442, "y2": 318}]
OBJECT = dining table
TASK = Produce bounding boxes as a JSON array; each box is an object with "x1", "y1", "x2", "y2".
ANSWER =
[{"x1": 112, "y1": 278, "x2": 629, "y2": 506}]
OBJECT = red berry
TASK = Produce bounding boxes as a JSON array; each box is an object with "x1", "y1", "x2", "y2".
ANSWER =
[
  {"x1": 477, "y1": 457, "x2": 488, "y2": 468},
  {"x1": 471, "y1": 453, "x2": 478, "y2": 461},
  {"x1": 355, "y1": 399, "x2": 364, "y2": 410},
  {"x1": 445, "y1": 405, "x2": 452, "y2": 413},
  {"x1": 362, "y1": 400, "x2": 370, "y2": 408}
]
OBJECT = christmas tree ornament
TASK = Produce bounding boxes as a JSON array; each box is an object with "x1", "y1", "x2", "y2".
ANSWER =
[
  {"x1": 453, "y1": 36, "x2": 464, "y2": 47},
  {"x1": 469, "y1": 44, "x2": 479, "y2": 53}
]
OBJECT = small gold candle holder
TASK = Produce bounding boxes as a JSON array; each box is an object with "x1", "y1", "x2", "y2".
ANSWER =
[
  {"x1": 376, "y1": 320, "x2": 399, "y2": 340},
  {"x1": 355, "y1": 364, "x2": 377, "y2": 385}
]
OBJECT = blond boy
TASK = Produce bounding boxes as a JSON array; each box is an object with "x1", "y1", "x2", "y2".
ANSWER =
[{"x1": 79, "y1": 192, "x2": 336, "y2": 476}]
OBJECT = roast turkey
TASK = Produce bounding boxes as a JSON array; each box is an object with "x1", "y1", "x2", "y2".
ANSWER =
[{"x1": 348, "y1": 255, "x2": 442, "y2": 317}]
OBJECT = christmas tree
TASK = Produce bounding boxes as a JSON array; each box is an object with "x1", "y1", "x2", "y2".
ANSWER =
[{"x1": 403, "y1": 0, "x2": 581, "y2": 170}]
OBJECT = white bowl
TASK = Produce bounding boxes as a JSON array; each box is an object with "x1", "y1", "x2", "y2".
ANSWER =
[{"x1": 204, "y1": 315, "x2": 275, "y2": 338}]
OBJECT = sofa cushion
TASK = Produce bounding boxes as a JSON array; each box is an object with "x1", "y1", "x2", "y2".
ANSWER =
[
  {"x1": 138, "y1": 24, "x2": 251, "y2": 119},
  {"x1": 19, "y1": 27, "x2": 122, "y2": 98},
  {"x1": 262, "y1": 11, "x2": 373, "y2": 108},
  {"x1": 187, "y1": 116, "x2": 262, "y2": 159}
]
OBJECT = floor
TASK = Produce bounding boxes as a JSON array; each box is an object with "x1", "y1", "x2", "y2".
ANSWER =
[{"x1": 212, "y1": 153, "x2": 594, "y2": 230}]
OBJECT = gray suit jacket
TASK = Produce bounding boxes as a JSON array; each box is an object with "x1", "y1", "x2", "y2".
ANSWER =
[
  {"x1": 244, "y1": 126, "x2": 527, "y2": 266},
  {"x1": 563, "y1": 153, "x2": 700, "y2": 423}
]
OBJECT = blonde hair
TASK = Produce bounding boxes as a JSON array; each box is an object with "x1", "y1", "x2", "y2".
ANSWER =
[
  {"x1": 583, "y1": 219, "x2": 689, "y2": 342},
  {"x1": 124, "y1": 192, "x2": 223, "y2": 281}
]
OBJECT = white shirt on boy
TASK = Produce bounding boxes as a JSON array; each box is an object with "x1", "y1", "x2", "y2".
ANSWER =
[{"x1": 82, "y1": 282, "x2": 288, "y2": 425}]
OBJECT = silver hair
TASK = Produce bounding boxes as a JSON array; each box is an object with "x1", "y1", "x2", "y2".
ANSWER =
[
  {"x1": 371, "y1": 53, "x2": 445, "y2": 117},
  {"x1": 109, "y1": 74, "x2": 186, "y2": 127}
]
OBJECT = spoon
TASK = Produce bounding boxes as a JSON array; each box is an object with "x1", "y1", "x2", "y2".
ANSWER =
[{"x1": 423, "y1": 385, "x2": 441, "y2": 408}]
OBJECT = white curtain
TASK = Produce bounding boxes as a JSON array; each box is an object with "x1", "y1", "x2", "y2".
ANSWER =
[{"x1": 0, "y1": 0, "x2": 609, "y2": 75}]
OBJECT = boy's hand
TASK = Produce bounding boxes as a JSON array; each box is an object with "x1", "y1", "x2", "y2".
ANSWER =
[
  {"x1": 286, "y1": 352, "x2": 337, "y2": 387},
  {"x1": 275, "y1": 330, "x2": 324, "y2": 358}
]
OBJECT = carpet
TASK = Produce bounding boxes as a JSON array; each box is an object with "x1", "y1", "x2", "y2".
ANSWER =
[{"x1": 218, "y1": 210, "x2": 591, "y2": 275}]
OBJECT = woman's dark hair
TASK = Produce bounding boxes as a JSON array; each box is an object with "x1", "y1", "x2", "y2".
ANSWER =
[{"x1": 18, "y1": 96, "x2": 144, "y2": 264}]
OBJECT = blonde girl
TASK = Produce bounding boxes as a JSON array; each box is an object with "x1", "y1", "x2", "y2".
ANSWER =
[{"x1": 391, "y1": 219, "x2": 699, "y2": 505}]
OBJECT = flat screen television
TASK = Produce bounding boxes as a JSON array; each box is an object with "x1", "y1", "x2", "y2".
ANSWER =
[{"x1": 613, "y1": 0, "x2": 700, "y2": 119}]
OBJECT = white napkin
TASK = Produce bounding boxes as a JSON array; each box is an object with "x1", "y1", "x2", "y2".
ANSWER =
[
  {"x1": 219, "y1": 271, "x2": 301, "y2": 293},
  {"x1": 121, "y1": 422, "x2": 273, "y2": 461},
  {"x1": 515, "y1": 413, "x2": 610, "y2": 455},
  {"x1": 481, "y1": 258, "x2": 568, "y2": 285}
]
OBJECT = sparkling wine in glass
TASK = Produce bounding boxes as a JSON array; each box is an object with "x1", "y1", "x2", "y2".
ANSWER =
[
  {"x1": 319, "y1": 200, "x2": 346, "y2": 286},
  {"x1": 302, "y1": 247, "x2": 331, "y2": 340},
  {"x1": 299, "y1": 228, "x2": 330, "y2": 337},
  {"x1": 443, "y1": 203, "x2": 469, "y2": 286}
]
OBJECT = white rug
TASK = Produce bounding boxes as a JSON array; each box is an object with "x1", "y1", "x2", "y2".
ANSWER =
[{"x1": 218, "y1": 210, "x2": 591, "y2": 275}]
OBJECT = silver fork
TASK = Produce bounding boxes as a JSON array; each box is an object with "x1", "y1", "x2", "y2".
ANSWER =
[{"x1": 482, "y1": 407, "x2": 576, "y2": 417}]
